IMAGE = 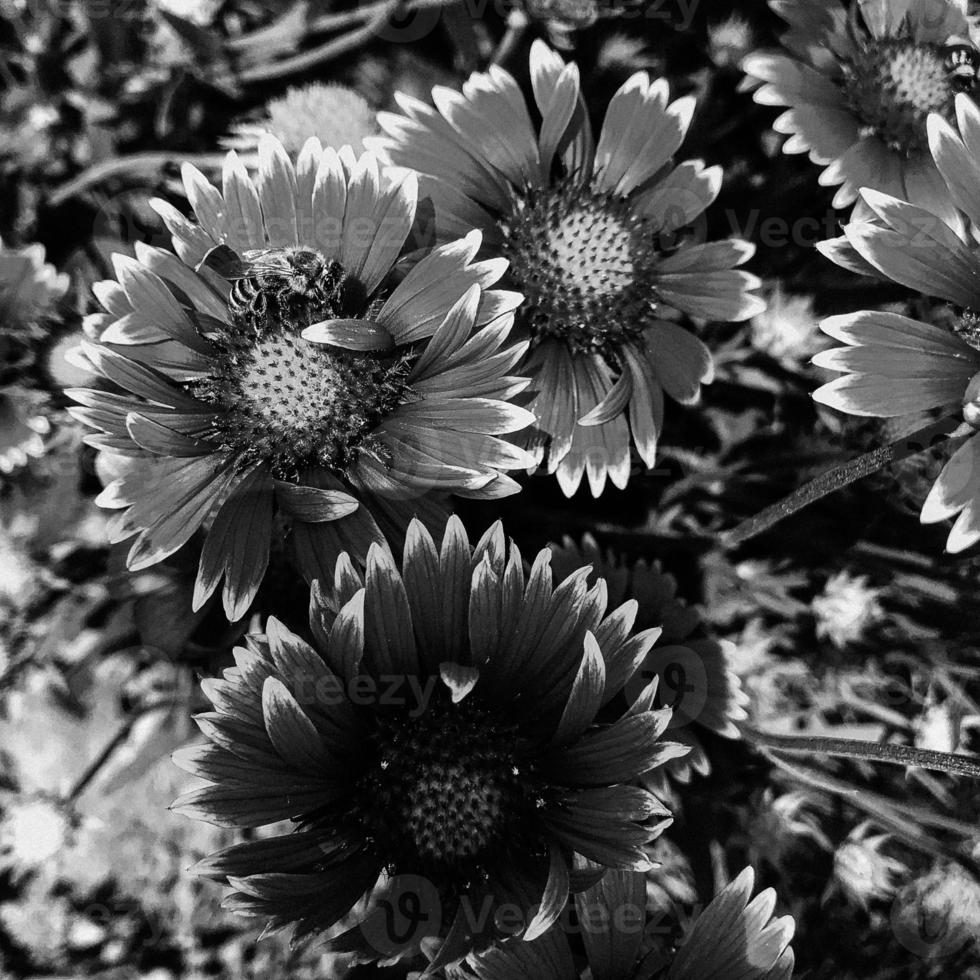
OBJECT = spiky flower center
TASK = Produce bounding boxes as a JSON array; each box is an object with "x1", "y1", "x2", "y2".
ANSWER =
[
  {"x1": 193, "y1": 248, "x2": 412, "y2": 475},
  {"x1": 503, "y1": 182, "x2": 658, "y2": 355},
  {"x1": 842, "y1": 40, "x2": 963, "y2": 152},
  {"x1": 357, "y1": 695, "x2": 532, "y2": 874}
]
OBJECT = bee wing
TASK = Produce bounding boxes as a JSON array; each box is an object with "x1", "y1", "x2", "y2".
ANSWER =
[{"x1": 196, "y1": 243, "x2": 257, "y2": 280}]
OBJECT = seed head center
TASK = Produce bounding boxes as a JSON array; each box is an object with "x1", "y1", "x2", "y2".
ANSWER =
[
  {"x1": 843, "y1": 40, "x2": 963, "y2": 152},
  {"x1": 504, "y1": 183, "x2": 657, "y2": 354},
  {"x1": 360, "y1": 697, "x2": 525, "y2": 870},
  {"x1": 191, "y1": 248, "x2": 412, "y2": 474}
]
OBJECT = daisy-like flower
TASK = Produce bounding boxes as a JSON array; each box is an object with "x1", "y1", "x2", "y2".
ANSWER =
[
  {"x1": 812, "y1": 570, "x2": 884, "y2": 648},
  {"x1": 370, "y1": 41, "x2": 763, "y2": 497},
  {"x1": 222, "y1": 83, "x2": 378, "y2": 158},
  {"x1": 551, "y1": 535, "x2": 749, "y2": 786},
  {"x1": 0, "y1": 237, "x2": 67, "y2": 475},
  {"x1": 742, "y1": 0, "x2": 975, "y2": 225},
  {"x1": 452, "y1": 866, "x2": 795, "y2": 979},
  {"x1": 830, "y1": 823, "x2": 905, "y2": 910},
  {"x1": 174, "y1": 517, "x2": 684, "y2": 968},
  {"x1": 813, "y1": 94, "x2": 980, "y2": 551},
  {"x1": 69, "y1": 138, "x2": 533, "y2": 620}
]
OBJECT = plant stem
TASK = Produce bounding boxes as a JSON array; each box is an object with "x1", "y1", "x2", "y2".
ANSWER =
[
  {"x1": 722, "y1": 416, "x2": 966, "y2": 548},
  {"x1": 48, "y1": 152, "x2": 229, "y2": 207},
  {"x1": 741, "y1": 723, "x2": 980, "y2": 779}
]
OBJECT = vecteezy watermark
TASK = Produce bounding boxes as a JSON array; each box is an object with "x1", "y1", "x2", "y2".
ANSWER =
[
  {"x1": 355, "y1": 878, "x2": 722, "y2": 958},
  {"x1": 290, "y1": 672, "x2": 438, "y2": 717}
]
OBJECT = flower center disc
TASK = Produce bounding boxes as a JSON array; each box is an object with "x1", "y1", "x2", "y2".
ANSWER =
[
  {"x1": 503, "y1": 183, "x2": 656, "y2": 354},
  {"x1": 843, "y1": 40, "x2": 960, "y2": 152},
  {"x1": 194, "y1": 248, "x2": 411, "y2": 474},
  {"x1": 360, "y1": 697, "x2": 525, "y2": 871}
]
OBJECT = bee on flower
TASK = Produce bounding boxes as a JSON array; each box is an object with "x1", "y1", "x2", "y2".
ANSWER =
[
  {"x1": 743, "y1": 0, "x2": 979, "y2": 226},
  {"x1": 68, "y1": 138, "x2": 535, "y2": 620}
]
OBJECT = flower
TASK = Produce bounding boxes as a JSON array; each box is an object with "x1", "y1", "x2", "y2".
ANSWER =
[
  {"x1": 892, "y1": 862, "x2": 980, "y2": 960},
  {"x1": 223, "y1": 84, "x2": 378, "y2": 157},
  {"x1": 0, "y1": 238, "x2": 69, "y2": 335},
  {"x1": 708, "y1": 14, "x2": 756, "y2": 70},
  {"x1": 0, "y1": 795, "x2": 72, "y2": 878},
  {"x1": 550, "y1": 535, "x2": 748, "y2": 786},
  {"x1": 452, "y1": 866, "x2": 795, "y2": 979},
  {"x1": 0, "y1": 237, "x2": 67, "y2": 476},
  {"x1": 69, "y1": 138, "x2": 533, "y2": 620},
  {"x1": 812, "y1": 571, "x2": 885, "y2": 648},
  {"x1": 750, "y1": 285, "x2": 824, "y2": 364},
  {"x1": 371, "y1": 41, "x2": 763, "y2": 497},
  {"x1": 813, "y1": 95, "x2": 980, "y2": 551},
  {"x1": 830, "y1": 824, "x2": 905, "y2": 910},
  {"x1": 742, "y1": 0, "x2": 974, "y2": 225},
  {"x1": 174, "y1": 517, "x2": 685, "y2": 967}
]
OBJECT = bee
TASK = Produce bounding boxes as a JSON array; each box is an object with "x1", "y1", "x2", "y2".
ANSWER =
[
  {"x1": 214, "y1": 246, "x2": 349, "y2": 328},
  {"x1": 943, "y1": 36, "x2": 980, "y2": 92}
]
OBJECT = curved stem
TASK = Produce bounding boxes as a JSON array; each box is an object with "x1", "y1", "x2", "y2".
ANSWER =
[
  {"x1": 491, "y1": 9, "x2": 528, "y2": 67},
  {"x1": 48, "y1": 152, "x2": 229, "y2": 207},
  {"x1": 723, "y1": 417, "x2": 966, "y2": 549},
  {"x1": 741, "y1": 723, "x2": 980, "y2": 779},
  {"x1": 237, "y1": 1, "x2": 399, "y2": 83}
]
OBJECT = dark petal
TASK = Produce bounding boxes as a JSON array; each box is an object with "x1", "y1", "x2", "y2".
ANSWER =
[
  {"x1": 362, "y1": 542, "x2": 419, "y2": 677},
  {"x1": 602, "y1": 627, "x2": 663, "y2": 704},
  {"x1": 302, "y1": 317, "x2": 397, "y2": 352},
  {"x1": 467, "y1": 553, "x2": 500, "y2": 670},
  {"x1": 172, "y1": 779, "x2": 342, "y2": 828},
  {"x1": 82, "y1": 341, "x2": 204, "y2": 408},
  {"x1": 194, "y1": 465, "x2": 274, "y2": 620},
  {"x1": 262, "y1": 677, "x2": 333, "y2": 770},
  {"x1": 425, "y1": 901, "x2": 479, "y2": 974},
  {"x1": 120, "y1": 454, "x2": 238, "y2": 556},
  {"x1": 575, "y1": 868, "x2": 647, "y2": 980},
  {"x1": 225, "y1": 852, "x2": 382, "y2": 942},
  {"x1": 126, "y1": 412, "x2": 212, "y2": 456},
  {"x1": 537, "y1": 713, "x2": 677, "y2": 785},
  {"x1": 291, "y1": 502, "x2": 386, "y2": 587},
  {"x1": 327, "y1": 589, "x2": 368, "y2": 681},
  {"x1": 552, "y1": 632, "x2": 606, "y2": 745},
  {"x1": 193, "y1": 829, "x2": 359, "y2": 881},
  {"x1": 460, "y1": 926, "x2": 574, "y2": 980},
  {"x1": 402, "y1": 518, "x2": 446, "y2": 674},
  {"x1": 275, "y1": 481, "x2": 360, "y2": 522},
  {"x1": 541, "y1": 809, "x2": 656, "y2": 871},
  {"x1": 267, "y1": 617, "x2": 364, "y2": 745},
  {"x1": 524, "y1": 845, "x2": 570, "y2": 942}
]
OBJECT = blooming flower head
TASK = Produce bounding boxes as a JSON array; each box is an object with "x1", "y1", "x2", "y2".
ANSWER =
[
  {"x1": 892, "y1": 862, "x2": 980, "y2": 959},
  {"x1": 750, "y1": 284, "x2": 824, "y2": 365},
  {"x1": 223, "y1": 83, "x2": 378, "y2": 157},
  {"x1": 830, "y1": 824, "x2": 905, "y2": 910},
  {"x1": 551, "y1": 535, "x2": 748, "y2": 787},
  {"x1": 742, "y1": 0, "x2": 975, "y2": 225},
  {"x1": 174, "y1": 517, "x2": 684, "y2": 967},
  {"x1": 0, "y1": 237, "x2": 67, "y2": 475},
  {"x1": 370, "y1": 42, "x2": 763, "y2": 497},
  {"x1": 452, "y1": 866, "x2": 795, "y2": 979},
  {"x1": 812, "y1": 570, "x2": 885, "y2": 648},
  {"x1": 813, "y1": 94, "x2": 980, "y2": 551},
  {"x1": 69, "y1": 138, "x2": 533, "y2": 619}
]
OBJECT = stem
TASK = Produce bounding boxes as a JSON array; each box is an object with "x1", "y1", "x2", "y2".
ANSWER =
[
  {"x1": 491, "y1": 9, "x2": 528, "y2": 67},
  {"x1": 65, "y1": 701, "x2": 172, "y2": 804},
  {"x1": 762, "y1": 751, "x2": 979, "y2": 870},
  {"x1": 741, "y1": 723, "x2": 980, "y2": 779},
  {"x1": 236, "y1": 1, "x2": 398, "y2": 83},
  {"x1": 722, "y1": 416, "x2": 965, "y2": 548},
  {"x1": 48, "y1": 152, "x2": 229, "y2": 207}
]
